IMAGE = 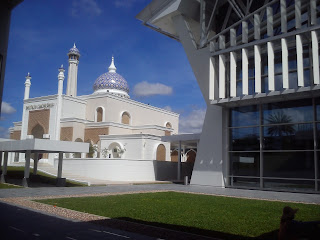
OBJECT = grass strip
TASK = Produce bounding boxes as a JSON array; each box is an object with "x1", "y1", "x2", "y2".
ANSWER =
[
  {"x1": 5, "y1": 166, "x2": 87, "y2": 187},
  {"x1": 35, "y1": 191, "x2": 320, "y2": 239},
  {"x1": 0, "y1": 183, "x2": 22, "y2": 189}
]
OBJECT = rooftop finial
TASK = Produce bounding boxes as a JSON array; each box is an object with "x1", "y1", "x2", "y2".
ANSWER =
[
  {"x1": 108, "y1": 55, "x2": 117, "y2": 73},
  {"x1": 26, "y1": 72, "x2": 31, "y2": 78},
  {"x1": 73, "y1": 42, "x2": 76, "y2": 48}
]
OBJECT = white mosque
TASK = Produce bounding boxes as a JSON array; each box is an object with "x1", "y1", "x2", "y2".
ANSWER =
[{"x1": 8, "y1": 44, "x2": 181, "y2": 182}]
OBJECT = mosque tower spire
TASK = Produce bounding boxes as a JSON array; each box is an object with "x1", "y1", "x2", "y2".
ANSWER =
[
  {"x1": 108, "y1": 56, "x2": 117, "y2": 73},
  {"x1": 66, "y1": 43, "x2": 80, "y2": 97},
  {"x1": 24, "y1": 72, "x2": 31, "y2": 100}
]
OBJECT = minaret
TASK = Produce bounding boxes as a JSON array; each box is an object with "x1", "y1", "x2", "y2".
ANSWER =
[
  {"x1": 58, "y1": 64, "x2": 65, "y2": 95},
  {"x1": 66, "y1": 43, "x2": 80, "y2": 97},
  {"x1": 24, "y1": 72, "x2": 31, "y2": 100},
  {"x1": 55, "y1": 65, "x2": 65, "y2": 141}
]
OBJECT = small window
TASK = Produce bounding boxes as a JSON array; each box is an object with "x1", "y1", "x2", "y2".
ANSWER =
[
  {"x1": 121, "y1": 112, "x2": 130, "y2": 125},
  {"x1": 97, "y1": 107, "x2": 103, "y2": 122}
]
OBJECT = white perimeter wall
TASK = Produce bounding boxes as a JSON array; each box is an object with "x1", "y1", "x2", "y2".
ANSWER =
[{"x1": 54, "y1": 158, "x2": 178, "y2": 181}]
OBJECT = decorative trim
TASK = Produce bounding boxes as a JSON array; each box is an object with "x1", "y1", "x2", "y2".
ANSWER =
[{"x1": 26, "y1": 103, "x2": 54, "y2": 110}]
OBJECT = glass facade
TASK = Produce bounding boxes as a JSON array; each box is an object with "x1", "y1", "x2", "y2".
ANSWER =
[{"x1": 228, "y1": 98, "x2": 319, "y2": 192}]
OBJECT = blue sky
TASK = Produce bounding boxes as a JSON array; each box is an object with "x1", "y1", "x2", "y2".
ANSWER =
[{"x1": 0, "y1": 0, "x2": 206, "y2": 138}]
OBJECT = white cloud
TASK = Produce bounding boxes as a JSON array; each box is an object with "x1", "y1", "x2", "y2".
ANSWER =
[
  {"x1": 114, "y1": 0, "x2": 145, "y2": 8},
  {"x1": 133, "y1": 81, "x2": 173, "y2": 97},
  {"x1": 72, "y1": 0, "x2": 102, "y2": 17},
  {"x1": 0, "y1": 127, "x2": 10, "y2": 139},
  {"x1": 179, "y1": 108, "x2": 206, "y2": 134},
  {"x1": 1, "y1": 102, "x2": 16, "y2": 114}
]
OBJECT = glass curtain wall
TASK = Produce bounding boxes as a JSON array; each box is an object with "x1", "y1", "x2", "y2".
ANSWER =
[{"x1": 229, "y1": 98, "x2": 319, "y2": 192}]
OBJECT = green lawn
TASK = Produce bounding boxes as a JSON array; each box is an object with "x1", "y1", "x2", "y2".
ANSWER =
[
  {"x1": 36, "y1": 192, "x2": 320, "y2": 239},
  {"x1": 5, "y1": 166, "x2": 87, "y2": 187},
  {"x1": 0, "y1": 182, "x2": 21, "y2": 189}
]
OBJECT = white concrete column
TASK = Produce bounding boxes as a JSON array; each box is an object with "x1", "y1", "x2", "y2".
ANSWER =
[
  {"x1": 242, "y1": 21, "x2": 249, "y2": 95},
  {"x1": 295, "y1": 0, "x2": 301, "y2": 29},
  {"x1": 209, "y1": 56, "x2": 217, "y2": 100},
  {"x1": 268, "y1": 42, "x2": 275, "y2": 91},
  {"x1": 254, "y1": 45, "x2": 262, "y2": 93},
  {"x1": 242, "y1": 49, "x2": 249, "y2": 95},
  {"x1": 310, "y1": 0, "x2": 317, "y2": 26},
  {"x1": 33, "y1": 153, "x2": 39, "y2": 175},
  {"x1": 311, "y1": 31, "x2": 320, "y2": 85},
  {"x1": 81, "y1": 152, "x2": 86, "y2": 158},
  {"x1": 22, "y1": 150, "x2": 31, "y2": 187},
  {"x1": 230, "y1": 28, "x2": 237, "y2": 98},
  {"x1": 57, "y1": 152, "x2": 63, "y2": 178},
  {"x1": 0, "y1": 152, "x2": 8, "y2": 183},
  {"x1": 282, "y1": 38, "x2": 289, "y2": 89},
  {"x1": 296, "y1": 34, "x2": 304, "y2": 87},
  {"x1": 280, "y1": 0, "x2": 287, "y2": 33},
  {"x1": 24, "y1": 73, "x2": 31, "y2": 100},
  {"x1": 177, "y1": 141, "x2": 181, "y2": 180},
  {"x1": 219, "y1": 35, "x2": 226, "y2": 99}
]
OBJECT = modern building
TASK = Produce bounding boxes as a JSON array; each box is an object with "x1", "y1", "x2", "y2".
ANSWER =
[
  {"x1": 138, "y1": 0, "x2": 320, "y2": 192},
  {"x1": 8, "y1": 44, "x2": 181, "y2": 182}
]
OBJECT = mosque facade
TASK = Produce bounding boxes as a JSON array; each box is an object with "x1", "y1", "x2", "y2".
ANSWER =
[{"x1": 9, "y1": 44, "x2": 180, "y2": 182}]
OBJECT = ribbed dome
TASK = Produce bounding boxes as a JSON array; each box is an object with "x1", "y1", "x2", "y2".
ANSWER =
[{"x1": 93, "y1": 56, "x2": 130, "y2": 97}]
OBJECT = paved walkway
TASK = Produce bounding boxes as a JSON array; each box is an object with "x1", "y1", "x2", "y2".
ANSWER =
[{"x1": 0, "y1": 184, "x2": 319, "y2": 204}]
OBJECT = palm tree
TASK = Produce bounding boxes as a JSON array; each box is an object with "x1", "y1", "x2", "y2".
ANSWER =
[{"x1": 267, "y1": 111, "x2": 295, "y2": 137}]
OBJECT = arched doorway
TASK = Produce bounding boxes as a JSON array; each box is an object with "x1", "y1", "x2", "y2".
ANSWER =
[
  {"x1": 186, "y1": 149, "x2": 197, "y2": 163},
  {"x1": 31, "y1": 124, "x2": 45, "y2": 159},
  {"x1": 31, "y1": 124, "x2": 44, "y2": 139},
  {"x1": 156, "y1": 144, "x2": 166, "y2": 161},
  {"x1": 108, "y1": 142, "x2": 123, "y2": 158}
]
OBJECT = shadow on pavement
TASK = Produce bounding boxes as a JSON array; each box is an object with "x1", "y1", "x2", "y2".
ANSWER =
[{"x1": 90, "y1": 217, "x2": 280, "y2": 240}]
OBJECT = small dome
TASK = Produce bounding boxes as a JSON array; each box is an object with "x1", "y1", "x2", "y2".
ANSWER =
[
  {"x1": 93, "y1": 57, "x2": 129, "y2": 97},
  {"x1": 68, "y1": 43, "x2": 80, "y2": 56}
]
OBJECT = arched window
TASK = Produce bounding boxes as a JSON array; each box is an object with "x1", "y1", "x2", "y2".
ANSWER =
[
  {"x1": 31, "y1": 124, "x2": 44, "y2": 139},
  {"x1": 170, "y1": 150, "x2": 178, "y2": 162},
  {"x1": 156, "y1": 144, "x2": 166, "y2": 161},
  {"x1": 165, "y1": 122, "x2": 172, "y2": 136},
  {"x1": 96, "y1": 107, "x2": 103, "y2": 122},
  {"x1": 121, "y1": 112, "x2": 130, "y2": 125}
]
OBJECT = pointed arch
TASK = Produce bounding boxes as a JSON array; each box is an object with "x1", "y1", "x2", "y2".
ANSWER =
[{"x1": 31, "y1": 124, "x2": 44, "y2": 139}]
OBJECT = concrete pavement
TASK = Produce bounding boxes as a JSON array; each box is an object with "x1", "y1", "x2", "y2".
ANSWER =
[{"x1": 0, "y1": 184, "x2": 319, "y2": 204}]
